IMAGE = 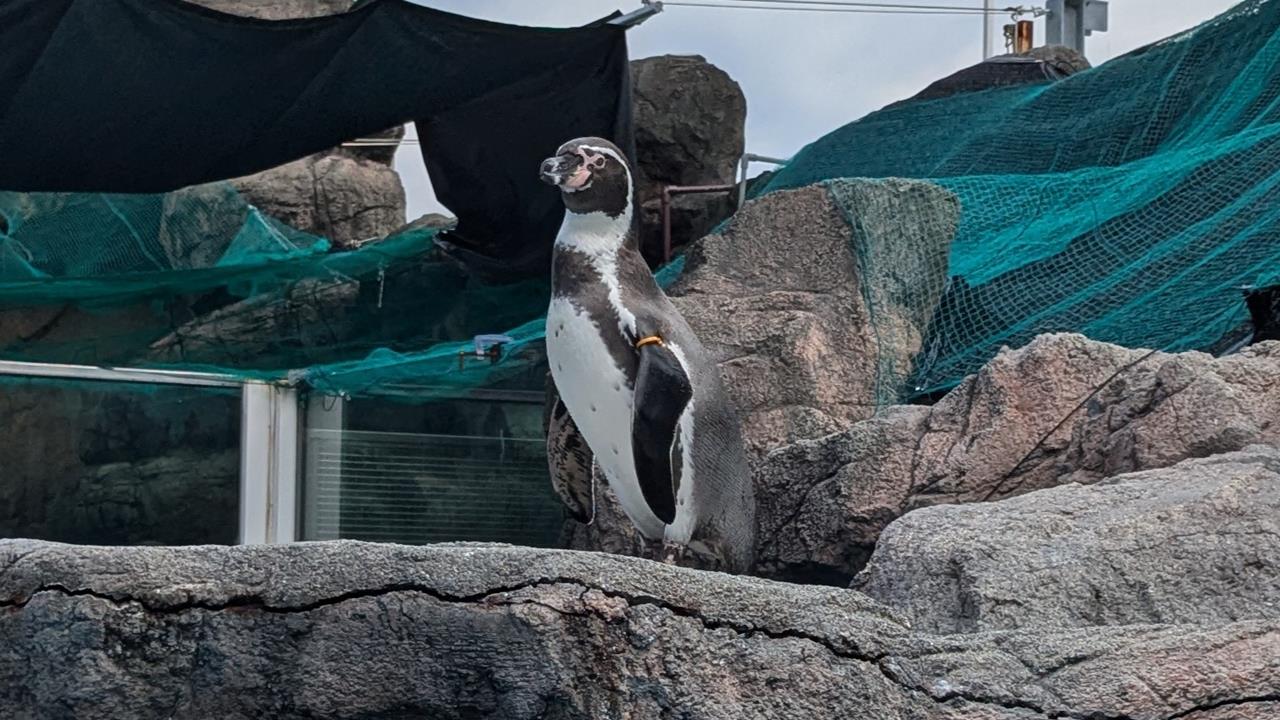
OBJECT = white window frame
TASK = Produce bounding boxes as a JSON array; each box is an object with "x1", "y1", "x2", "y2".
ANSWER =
[{"x1": 0, "y1": 360, "x2": 300, "y2": 545}]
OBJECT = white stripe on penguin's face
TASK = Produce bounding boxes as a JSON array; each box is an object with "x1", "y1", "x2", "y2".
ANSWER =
[{"x1": 554, "y1": 144, "x2": 633, "y2": 258}]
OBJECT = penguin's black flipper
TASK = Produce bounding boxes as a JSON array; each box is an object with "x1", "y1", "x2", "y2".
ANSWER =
[{"x1": 632, "y1": 342, "x2": 692, "y2": 525}]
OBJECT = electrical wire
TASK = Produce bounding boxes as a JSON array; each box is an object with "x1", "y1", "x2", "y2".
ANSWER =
[
  {"x1": 342, "y1": 139, "x2": 421, "y2": 146},
  {"x1": 663, "y1": 2, "x2": 993, "y2": 14},
  {"x1": 664, "y1": 0, "x2": 1044, "y2": 16},
  {"x1": 721, "y1": 0, "x2": 1006, "y2": 11}
]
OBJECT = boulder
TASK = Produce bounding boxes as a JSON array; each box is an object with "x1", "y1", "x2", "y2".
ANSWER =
[
  {"x1": 755, "y1": 334, "x2": 1280, "y2": 584},
  {"x1": 557, "y1": 179, "x2": 957, "y2": 569},
  {"x1": 631, "y1": 55, "x2": 747, "y2": 261},
  {"x1": 910, "y1": 45, "x2": 1091, "y2": 103},
  {"x1": 3, "y1": 540, "x2": 1280, "y2": 719},
  {"x1": 230, "y1": 152, "x2": 406, "y2": 250},
  {"x1": 668, "y1": 178, "x2": 957, "y2": 458},
  {"x1": 146, "y1": 278, "x2": 362, "y2": 366},
  {"x1": 856, "y1": 447, "x2": 1280, "y2": 634},
  {"x1": 156, "y1": 184, "x2": 249, "y2": 269},
  {"x1": 180, "y1": 0, "x2": 353, "y2": 20}
]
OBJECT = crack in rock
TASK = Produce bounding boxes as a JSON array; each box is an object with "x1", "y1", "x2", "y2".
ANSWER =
[
  {"x1": 1162, "y1": 693, "x2": 1280, "y2": 720},
  {"x1": 2, "y1": 578, "x2": 1193, "y2": 720}
]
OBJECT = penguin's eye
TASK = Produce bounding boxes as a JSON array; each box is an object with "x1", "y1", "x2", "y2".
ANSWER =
[{"x1": 585, "y1": 154, "x2": 606, "y2": 170}]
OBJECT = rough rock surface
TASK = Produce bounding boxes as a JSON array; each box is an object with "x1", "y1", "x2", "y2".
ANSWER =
[
  {"x1": 856, "y1": 447, "x2": 1280, "y2": 634},
  {"x1": 911, "y1": 45, "x2": 1091, "y2": 102},
  {"x1": 181, "y1": 0, "x2": 354, "y2": 20},
  {"x1": 559, "y1": 179, "x2": 957, "y2": 567},
  {"x1": 667, "y1": 179, "x2": 957, "y2": 458},
  {"x1": 754, "y1": 334, "x2": 1280, "y2": 583},
  {"x1": 4, "y1": 540, "x2": 1280, "y2": 719},
  {"x1": 230, "y1": 153, "x2": 406, "y2": 250},
  {"x1": 631, "y1": 55, "x2": 747, "y2": 261},
  {"x1": 146, "y1": 278, "x2": 361, "y2": 365},
  {"x1": 156, "y1": 184, "x2": 249, "y2": 269}
]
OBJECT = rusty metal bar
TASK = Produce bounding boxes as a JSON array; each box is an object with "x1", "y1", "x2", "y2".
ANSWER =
[{"x1": 659, "y1": 183, "x2": 737, "y2": 262}]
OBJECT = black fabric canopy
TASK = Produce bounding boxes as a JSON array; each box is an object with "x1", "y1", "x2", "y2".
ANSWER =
[{"x1": 0, "y1": 0, "x2": 632, "y2": 279}]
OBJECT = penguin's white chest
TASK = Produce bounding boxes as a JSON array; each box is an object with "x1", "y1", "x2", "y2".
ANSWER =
[{"x1": 546, "y1": 297, "x2": 667, "y2": 539}]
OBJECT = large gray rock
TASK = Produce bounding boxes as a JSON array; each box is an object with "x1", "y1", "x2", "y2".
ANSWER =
[
  {"x1": 668, "y1": 178, "x2": 956, "y2": 458},
  {"x1": 558, "y1": 179, "x2": 957, "y2": 569},
  {"x1": 230, "y1": 152, "x2": 406, "y2": 250},
  {"x1": 146, "y1": 278, "x2": 361, "y2": 365},
  {"x1": 156, "y1": 184, "x2": 249, "y2": 269},
  {"x1": 3, "y1": 540, "x2": 1280, "y2": 719},
  {"x1": 180, "y1": 0, "x2": 353, "y2": 20},
  {"x1": 911, "y1": 45, "x2": 1091, "y2": 102},
  {"x1": 856, "y1": 447, "x2": 1280, "y2": 634},
  {"x1": 755, "y1": 334, "x2": 1280, "y2": 583},
  {"x1": 632, "y1": 55, "x2": 747, "y2": 260}
]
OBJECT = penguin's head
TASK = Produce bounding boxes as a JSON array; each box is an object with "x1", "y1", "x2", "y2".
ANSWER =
[{"x1": 540, "y1": 137, "x2": 632, "y2": 218}]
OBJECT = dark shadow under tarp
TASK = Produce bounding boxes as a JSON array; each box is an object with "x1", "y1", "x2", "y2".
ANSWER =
[{"x1": 0, "y1": 0, "x2": 632, "y2": 280}]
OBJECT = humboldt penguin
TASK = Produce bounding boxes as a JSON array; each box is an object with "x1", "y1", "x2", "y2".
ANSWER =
[{"x1": 539, "y1": 137, "x2": 755, "y2": 573}]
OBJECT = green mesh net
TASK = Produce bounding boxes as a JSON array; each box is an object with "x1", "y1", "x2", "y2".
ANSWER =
[
  {"x1": 759, "y1": 0, "x2": 1280, "y2": 399},
  {"x1": 0, "y1": 183, "x2": 550, "y2": 397},
  {"x1": 1, "y1": 0, "x2": 1278, "y2": 406}
]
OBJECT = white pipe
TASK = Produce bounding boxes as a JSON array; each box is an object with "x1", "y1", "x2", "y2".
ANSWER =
[{"x1": 737, "y1": 153, "x2": 790, "y2": 207}]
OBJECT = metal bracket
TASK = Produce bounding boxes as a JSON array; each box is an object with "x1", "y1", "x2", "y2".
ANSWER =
[
  {"x1": 458, "y1": 334, "x2": 514, "y2": 369},
  {"x1": 609, "y1": 0, "x2": 663, "y2": 27},
  {"x1": 1046, "y1": 0, "x2": 1108, "y2": 54}
]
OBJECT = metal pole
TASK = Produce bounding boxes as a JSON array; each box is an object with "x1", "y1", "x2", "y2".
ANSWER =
[
  {"x1": 661, "y1": 186, "x2": 673, "y2": 262},
  {"x1": 982, "y1": 0, "x2": 994, "y2": 59},
  {"x1": 660, "y1": 184, "x2": 739, "y2": 262}
]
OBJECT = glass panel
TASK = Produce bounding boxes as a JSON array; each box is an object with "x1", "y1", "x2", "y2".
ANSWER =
[
  {"x1": 302, "y1": 393, "x2": 562, "y2": 547},
  {"x1": 0, "y1": 376, "x2": 240, "y2": 545}
]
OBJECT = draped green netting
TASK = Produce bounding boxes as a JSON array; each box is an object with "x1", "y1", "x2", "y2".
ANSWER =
[
  {"x1": 760, "y1": 0, "x2": 1280, "y2": 399},
  {"x1": 3, "y1": 0, "x2": 1279, "y2": 405},
  {"x1": 0, "y1": 184, "x2": 550, "y2": 397}
]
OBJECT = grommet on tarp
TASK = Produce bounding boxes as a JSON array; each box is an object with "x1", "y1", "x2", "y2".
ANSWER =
[{"x1": 457, "y1": 334, "x2": 515, "y2": 370}]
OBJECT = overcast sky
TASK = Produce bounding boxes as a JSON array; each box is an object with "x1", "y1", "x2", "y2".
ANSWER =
[{"x1": 395, "y1": 0, "x2": 1241, "y2": 219}]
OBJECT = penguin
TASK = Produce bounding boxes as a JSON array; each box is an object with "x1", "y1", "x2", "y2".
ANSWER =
[{"x1": 539, "y1": 137, "x2": 756, "y2": 573}]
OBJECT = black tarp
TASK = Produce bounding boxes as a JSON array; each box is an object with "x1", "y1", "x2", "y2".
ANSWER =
[{"x1": 0, "y1": 0, "x2": 632, "y2": 279}]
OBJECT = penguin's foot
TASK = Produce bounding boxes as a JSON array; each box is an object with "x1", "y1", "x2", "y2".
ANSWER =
[
  {"x1": 659, "y1": 540, "x2": 686, "y2": 566},
  {"x1": 638, "y1": 538, "x2": 663, "y2": 564}
]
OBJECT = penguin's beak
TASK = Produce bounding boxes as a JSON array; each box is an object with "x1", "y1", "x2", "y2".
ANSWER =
[{"x1": 540, "y1": 152, "x2": 582, "y2": 187}]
